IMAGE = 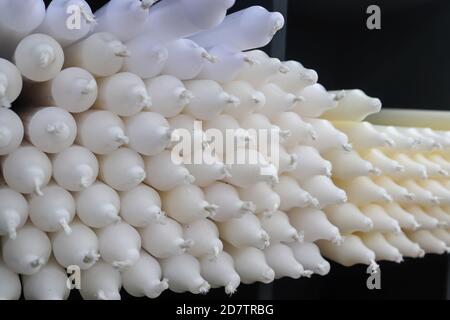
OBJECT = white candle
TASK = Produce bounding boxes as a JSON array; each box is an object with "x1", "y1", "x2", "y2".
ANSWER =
[
  {"x1": 273, "y1": 175, "x2": 318, "y2": 211},
  {"x1": 94, "y1": 72, "x2": 151, "y2": 117},
  {"x1": 121, "y1": 250, "x2": 168, "y2": 299},
  {"x1": 373, "y1": 176, "x2": 415, "y2": 203},
  {"x1": 125, "y1": 111, "x2": 172, "y2": 156},
  {"x1": 425, "y1": 207, "x2": 450, "y2": 226},
  {"x1": 238, "y1": 182, "x2": 280, "y2": 216},
  {"x1": 384, "y1": 232, "x2": 424, "y2": 258},
  {"x1": 289, "y1": 207, "x2": 341, "y2": 244},
  {"x1": 51, "y1": 219, "x2": 99, "y2": 270},
  {"x1": 358, "y1": 232, "x2": 403, "y2": 263},
  {"x1": 22, "y1": 259, "x2": 70, "y2": 300},
  {"x1": 75, "y1": 182, "x2": 121, "y2": 228},
  {"x1": 333, "y1": 121, "x2": 393, "y2": 149},
  {"x1": 218, "y1": 212, "x2": 270, "y2": 249},
  {"x1": 0, "y1": 0, "x2": 46, "y2": 59},
  {"x1": 432, "y1": 229, "x2": 450, "y2": 247},
  {"x1": 140, "y1": 216, "x2": 193, "y2": 259},
  {"x1": 190, "y1": 6, "x2": 284, "y2": 52},
  {"x1": 294, "y1": 84, "x2": 337, "y2": 118},
  {"x1": 75, "y1": 110, "x2": 128, "y2": 155},
  {"x1": 264, "y1": 243, "x2": 309, "y2": 279},
  {"x1": 162, "y1": 184, "x2": 218, "y2": 223},
  {"x1": 2, "y1": 144, "x2": 52, "y2": 195},
  {"x1": 277, "y1": 145, "x2": 298, "y2": 175},
  {"x1": 184, "y1": 151, "x2": 228, "y2": 187},
  {"x1": 0, "y1": 108, "x2": 23, "y2": 156},
  {"x1": 183, "y1": 219, "x2": 223, "y2": 259},
  {"x1": 258, "y1": 83, "x2": 300, "y2": 118},
  {"x1": 36, "y1": 0, "x2": 95, "y2": 48},
  {"x1": 14, "y1": 34, "x2": 64, "y2": 82},
  {"x1": 99, "y1": 148, "x2": 146, "y2": 192},
  {"x1": 323, "y1": 149, "x2": 378, "y2": 179},
  {"x1": 272, "y1": 112, "x2": 316, "y2": 147},
  {"x1": 160, "y1": 253, "x2": 210, "y2": 294},
  {"x1": 240, "y1": 113, "x2": 290, "y2": 143},
  {"x1": 289, "y1": 241, "x2": 330, "y2": 276},
  {"x1": 374, "y1": 126, "x2": 417, "y2": 150},
  {"x1": 93, "y1": 0, "x2": 154, "y2": 42},
  {"x1": 97, "y1": 222, "x2": 141, "y2": 270},
  {"x1": 389, "y1": 153, "x2": 428, "y2": 179},
  {"x1": 399, "y1": 179, "x2": 439, "y2": 206},
  {"x1": 120, "y1": 184, "x2": 164, "y2": 227},
  {"x1": 65, "y1": 32, "x2": 129, "y2": 77},
  {"x1": 259, "y1": 210, "x2": 299, "y2": 244},
  {"x1": 236, "y1": 50, "x2": 285, "y2": 88},
  {"x1": 51, "y1": 145, "x2": 99, "y2": 192},
  {"x1": 199, "y1": 251, "x2": 240, "y2": 295},
  {"x1": 300, "y1": 176, "x2": 347, "y2": 208},
  {"x1": 337, "y1": 176, "x2": 393, "y2": 205},
  {"x1": 383, "y1": 203, "x2": 419, "y2": 230},
  {"x1": 204, "y1": 182, "x2": 255, "y2": 222},
  {"x1": 204, "y1": 113, "x2": 253, "y2": 146},
  {"x1": 144, "y1": 150, "x2": 194, "y2": 192},
  {"x1": 419, "y1": 180, "x2": 450, "y2": 205},
  {"x1": 225, "y1": 245, "x2": 274, "y2": 285},
  {"x1": 304, "y1": 119, "x2": 352, "y2": 152},
  {"x1": 404, "y1": 205, "x2": 439, "y2": 230},
  {"x1": 0, "y1": 186, "x2": 29, "y2": 240},
  {"x1": 268, "y1": 61, "x2": 318, "y2": 94},
  {"x1": 28, "y1": 183, "x2": 75, "y2": 234},
  {"x1": 323, "y1": 203, "x2": 373, "y2": 234},
  {"x1": 145, "y1": 75, "x2": 193, "y2": 118},
  {"x1": 0, "y1": 254, "x2": 21, "y2": 300},
  {"x1": 414, "y1": 154, "x2": 448, "y2": 177},
  {"x1": 360, "y1": 204, "x2": 401, "y2": 234},
  {"x1": 1, "y1": 223, "x2": 51, "y2": 275},
  {"x1": 222, "y1": 80, "x2": 265, "y2": 119},
  {"x1": 406, "y1": 230, "x2": 448, "y2": 254},
  {"x1": 362, "y1": 149, "x2": 404, "y2": 174},
  {"x1": 22, "y1": 107, "x2": 77, "y2": 154},
  {"x1": 80, "y1": 261, "x2": 122, "y2": 300},
  {"x1": 0, "y1": 58, "x2": 23, "y2": 108}
]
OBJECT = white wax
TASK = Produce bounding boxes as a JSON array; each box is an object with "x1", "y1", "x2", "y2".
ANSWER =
[
  {"x1": 28, "y1": 183, "x2": 75, "y2": 234},
  {"x1": 419, "y1": 180, "x2": 450, "y2": 205},
  {"x1": 300, "y1": 176, "x2": 347, "y2": 209},
  {"x1": 22, "y1": 259, "x2": 70, "y2": 300},
  {"x1": 277, "y1": 145, "x2": 298, "y2": 174},
  {"x1": 162, "y1": 39, "x2": 214, "y2": 80},
  {"x1": 99, "y1": 148, "x2": 146, "y2": 192},
  {"x1": 322, "y1": 89, "x2": 382, "y2": 121},
  {"x1": 225, "y1": 245, "x2": 274, "y2": 285},
  {"x1": 362, "y1": 149, "x2": 404, "y2": 175},
  {"x1": 197, "y1": 46, "x2": 248, "y2": 83},
  {"x1": 273, "y1": 175, "x2": 318, "y2": 211},
  {"x1": 289, "y1": 207, "x2": 341, "y2": 244},
  {"x1": 259, "y1": 210, "x2": 299, "y2": 244},
  {"x1": 294, "y1": 84, "x2": 337, "y2": 118},
  {"x1": 264, "y1": 243, "x2": 309, "y2": 279},
  {"x1": 75, "y1": 110, "x2": 128, "y2": 155},
  {"x1": 238, "y1": 182, "x2": 280, "y2": 216},
  {"x1": 317, "y1": 235, "x2": 377, "y2": 269},
  {"x1": 22, "y1": 107, "x2": 77, "y2": 153},
  {"x1": 183, "y1": 219, "x2": 223, "y2": 259},
  {"x1": 337, "y1": 176, "x2": 393, "y2": 205},
  {"x1": 140, "y1": 216, "x2": 192, "y2": 259},
  {"x1": 373, "y1": 176, "x2": 415, "y2": 204},
  {"x1": 190, "y1": 6, "x2": 284, "y2": 52},
  {"x1": 145, "y1": 75, "x2": 192, "y2": 118},
  {"x1": 240, "y1": 113, "x2": 289, "y2": 144},
  {"x1": 162, "y1": 184, "x2": 218, "y2": 223},
  {"x1": 0, "y1": 58, "x2": 23, "y2": 108},
  {"x1": 2, "y1": 145, "x2": 52, "y2": 195},
  {"x1": 36, "y1": 0, "x2": 95, "y2": 47},
  {"x1": 268, "y1": 61, "x2": 318, "y2": 94},
  {"x1": 65, "y1": 32, "x2": 129, "y2": 77},
  {"x1": 222, "y1": 80, "x2": 265, "y2": 119},
  {"x1": 122, "y1": 250, "x2": 168, "y2": 299},
  {"x1": 384, "y1": 232, "x2": 424, "y2": 258},
  {"x1": 258, "y1": 83, "x2": 299, "y2": 118},
  {"x1": 428, "y1": 155, "x2": 450, "y2": 174},
  {"x1": 360, "y1": 204, "x2": 401, "y2": 234},
  {"x1": 383, "y1": 203, "x2": 419, "y2": 230},
  {"x1": 425, "y1": 207, "x2": 450, "y2": 226},
  {"x1": 52, "y1": 145, "x2": 99, "y2": 192},
  {"x1": 80, "y1": 261, "x2": 122, "y2": 300},
  {"x1": 160, "y1": 253, "x2": 210, "y2": 294},
  {"x1": 144, "y1": 150, "x2": 194, "y2": 192},
  {"x1": 75, "y1": 182, "x2": 121, "y2": 228},
  {"x1": 1, "y1": 223, "x2": 51, "y2": 275},
  {"x1": 0, "y1": 254, "x2": 21, "y2": 300},
  {"x1": 122, "y1": 39, "x2": 168, "y2": 79},
  {"x1": 358, "y1": 232, "x2": 403, "y2": 263},
  {"x1": 272, "y1": 112, "x2": 316, "y2": 147},
  {"x1": 375, "y1": 126, "x2": 417, "y2": 150},
  {"x1": 0, "y1": 186, "x2": 28, "y2": 240},
  {"x1": 324, "y1": 203, "x2": 373, "y2": 234},
  {"x1": 93, "y1": 0, "x2": 154, "y2": 42},
  {"x1": 199, "y1": 251, "x2": 240, "y2": 295},
  {"x1": 323, "y1": 149, "x2": 378, "y2": 179},
  {"x1": 0, "y1": 0, "x2": 46, "y2": 59},
  {"x1": 289, "y1": 241, "x2": 330, "y2": 276},
  {"x1": 184, "y1": 79, "x2": 238, "y2": 120},
  {"x1": 406, "y1": 230, "x2": 448, "y2": 254},
  {"x1": 414, "y1": 154, "x2": 448, "y2": 178},
  {"x1": 52, "y1": 219, "x2": 99, "y2": 270},
  {"x1": 204, "y1": 182, "x2": 255, "y2": 222},
  {"x1": 120, "y1": 185, "x2": 164, "y2": 227},
  {"x1": 236, "y1": 50, "x2": 285, "y2": 88},
  {"x1": 0, "y1": 108, "x2": 24, "y2": 156},
  {"x1": 184, "y1": 151, "x2": 228, "y2": 187},
  {"x1": 333, "y1": 121, "x2": 393, "y2": 149},
  {"x1": 14, "y1": 33, "x2": 64, "y2": 82},
  {"x1": 94, "y1": 72, "x2": 151, "y2": 117},
  {"x1": 125, "y1": 112, "x2": 172, "y2": 156},
  {"x1": 97, "y1": 222, "x2": 141, "y2": 270},
  {"x1": 26, "y1": 67, "x2": 97, "y2": 113},
  {"x1": 432, "y1": 229, "x2": 450, "y2": 247},
  {"x1": 304, "y1": 119, "x2": 352, "y2": 152},
  {"x1": 218, "y1": 212, "x2": 270, "y2": 249},
  {"x1": 399, "y1": 179, "x2": 439, "y2": 206},
  {"x1": 405, "y1": 205, "x2": 439, "y2": 230}
]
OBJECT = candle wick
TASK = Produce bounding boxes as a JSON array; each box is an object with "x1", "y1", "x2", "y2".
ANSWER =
[
  {"x1": 78, "y1": 4, "x2": 96, "y2": 24},
  {"x1": 140, "y1": 0, "x2": 156, "y2": 10},
  {"x1": 201, "y1": 51, "x2": 217, "y2": 63}
]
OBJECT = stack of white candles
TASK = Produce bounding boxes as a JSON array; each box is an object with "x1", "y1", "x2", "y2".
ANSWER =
[{"x1": 0, "y1": 0, "x2": 449, "y2": 300}]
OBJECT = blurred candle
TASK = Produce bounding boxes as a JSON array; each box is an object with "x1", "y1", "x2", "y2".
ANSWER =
[
  {"x1": 0, "y1": 108, "x2": 24, "y2": 156},
  {"x1": 80, "y1": 261, "x2": 122, "y2": 300},
  {"x1": 0, "y1": 58, "x2": 22, "y2": 108},
  {"x1": 0, "y1": 186, "x2": 29, "y2": 240}
]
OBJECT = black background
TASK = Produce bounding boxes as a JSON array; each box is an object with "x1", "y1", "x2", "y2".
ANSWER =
[{"x1": 42, "y1": 0, "x2": 450, "y2": 300}]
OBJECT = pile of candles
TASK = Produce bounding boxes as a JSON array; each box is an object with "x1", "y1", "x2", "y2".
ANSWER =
[{"x1": 0, "y1": 0, "x2": 449, "y2": 300}]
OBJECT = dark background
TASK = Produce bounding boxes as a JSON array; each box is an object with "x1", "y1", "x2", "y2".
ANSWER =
[{"x1": 43, "y1": 0, "x2": 450, "y2": 300}]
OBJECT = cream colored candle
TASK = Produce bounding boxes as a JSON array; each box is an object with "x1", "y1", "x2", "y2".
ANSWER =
[
  {"x1": 358, "y1": 232, "x2": 403, "y2": 263},
  {"x1": 324, "y1": 203, "x2": 373, "y2": 234},
  {"x1": 289, "y1": 241, "x2": 330, "y2": 276}
]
